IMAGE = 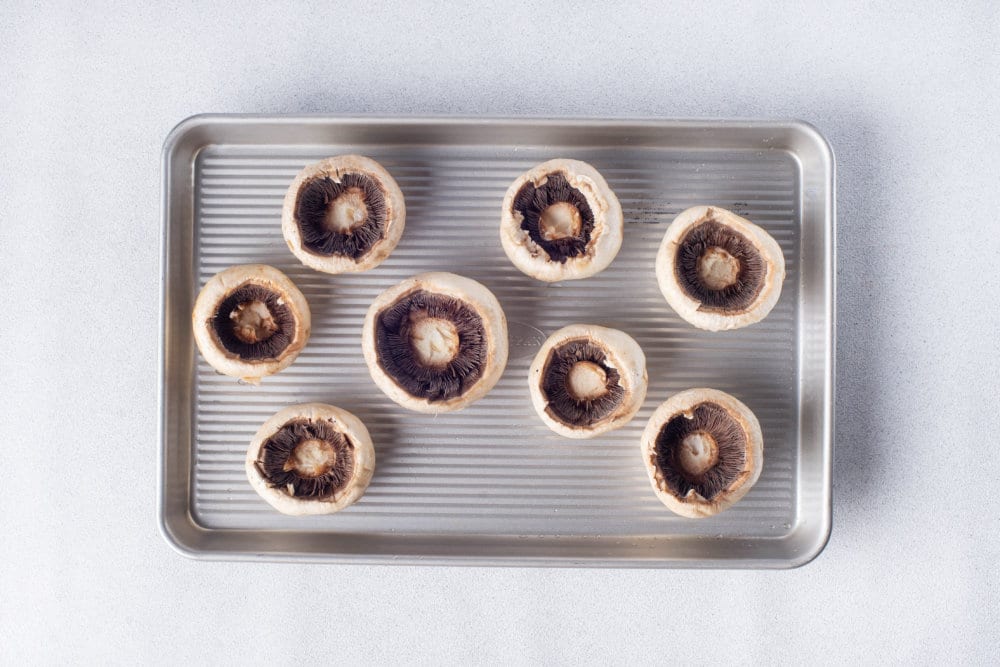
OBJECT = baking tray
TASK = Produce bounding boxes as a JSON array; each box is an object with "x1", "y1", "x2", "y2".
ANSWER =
[{"x1": 159, "y1": 115, "x2": 834, "y2": 567}]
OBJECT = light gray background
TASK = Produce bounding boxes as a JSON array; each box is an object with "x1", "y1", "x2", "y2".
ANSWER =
[{"x1": 1, "y1": 1, "x2": 997, "y2": 663}]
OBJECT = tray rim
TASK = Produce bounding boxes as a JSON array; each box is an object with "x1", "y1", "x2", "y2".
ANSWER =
[{"x1": 158, "y1": 114, "x2": 835, "y2": 568}]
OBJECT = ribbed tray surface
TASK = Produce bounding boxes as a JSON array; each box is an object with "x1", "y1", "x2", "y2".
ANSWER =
[{"x1": 192, "y1": 144, "x2": 798, "y2": 538}]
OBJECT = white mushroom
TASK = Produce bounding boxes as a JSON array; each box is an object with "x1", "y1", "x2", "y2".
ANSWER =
[
  {"x1": 282, "y1": 155, "x2": 406, "y2": 274},
  {"x1": 655, "y1": 206, "x2": 785, "y2": 331},
  {"x1": 362, "y1": 272, "x2": 509, "y2": 414},
  {"x1": 246, "y1": 403, "x2": 375, "y2": 516},
  {"x1": 640, "y1": 388, "x2": 763, "y2": 518},
  {"x1": 500, "y1": 159, "x2": 623, "y2": 282},
  {"x1": 191, "y1": 264, "x2": 311, "y2": 384},
  {"x1": 528, "y1": 324, "x2": 647, "y2": 439}
]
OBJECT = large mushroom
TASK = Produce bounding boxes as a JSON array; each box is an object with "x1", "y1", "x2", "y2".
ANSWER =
[{"x1": 362, "y1": 272, "x2": 509, "y2": 414}]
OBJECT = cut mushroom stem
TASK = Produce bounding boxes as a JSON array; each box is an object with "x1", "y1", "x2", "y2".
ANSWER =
[{"x1": 641, "y1": 388, "x2": 763, "y2": 518}]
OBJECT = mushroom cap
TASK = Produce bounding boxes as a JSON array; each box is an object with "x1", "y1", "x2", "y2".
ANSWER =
[
  {"x1": 191, "y1": 264, "x2": 311, "y2": 384},
  {"x1": 282, "y1": 154, "x2": 406, "y2": 274},
  {"x1": 640, "y1": 388, "x2": 763, "y2": 518},
  {"x1": 245, "y1": 403, "x2": 375, "y2": 516},
  {"x1": 528, "y1": 324, "x2": 647, "y2": 439},
  {"x1": 362, "y1": 272, "x2": 509, "y2": 414},
  {"x1": 500, "y1": 158, "x2": 623, "y2": 282},
  {"x1": 655, "y1": 206, "x2": 785, "y2": 331}
]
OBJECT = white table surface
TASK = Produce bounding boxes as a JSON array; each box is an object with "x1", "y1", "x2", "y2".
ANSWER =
[{"x1": 2, "y1": 2, "x2": 998, "y2": 663}]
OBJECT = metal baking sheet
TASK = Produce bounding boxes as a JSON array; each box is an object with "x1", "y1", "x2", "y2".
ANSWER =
[{"x1": 159, "y1": 116, "x2": 834, "y2": 567}]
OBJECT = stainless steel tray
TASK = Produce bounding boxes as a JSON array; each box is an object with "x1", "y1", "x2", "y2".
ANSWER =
[{"x1": 159, "y1": 115, "x2": 834, "y2": 567}]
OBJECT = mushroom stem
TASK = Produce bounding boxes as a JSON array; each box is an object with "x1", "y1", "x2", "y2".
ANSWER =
[
  {"x1": 324, "y1": 188, "x2": 369, "y2": 233},
  {"x1": 566, "y1": 361, "x2": 609, "y2": 400},
  {"x1": 285, "y1": 438, "x2": 338, "y2": 478},
  {"x1": 678, "y1": 431, "x2": 720, "y2": 477},
  {"x1": 697, "y1": 247, "x2": 741, "y2": 290},
  {"x1": 230, "y1": 300, "x2": 278, "y2": 343},
  {"x1": 409, "y1": 316, "x2": 460, "y2": 367},
  {"x1": 539, "y1": 202, "x2": 583, "y2": 240}
]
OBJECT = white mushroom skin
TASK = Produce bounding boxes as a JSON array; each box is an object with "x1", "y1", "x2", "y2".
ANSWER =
[
  {"x1": 281, "y1": 155, "x2": 406, "y2": 274},
  {"x1": 655, "y1": 206, "x2": 785, "y2": 331},
  {"x1": 362, "y1": 272, "x2": 509, "y2": 414},
  {"x1": 528, "y1": 324, "x2": 648, "y2": 439},
  {"x1": 191, "y1": 264, "x2": 311, "y2": 384},
  {"x1": 500, "y1": 158, "x2": 623, "y2": 282},
  {"x1": 245, "y1": 403, "x2": 376, "y2": 516},
  {"x1": 640, "y1": 388, "x2": 763, "y2": 518}
]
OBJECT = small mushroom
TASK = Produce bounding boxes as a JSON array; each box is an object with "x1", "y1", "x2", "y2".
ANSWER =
[
  {"x1": 529, "y1": 324, "x2": 647, "y2": 438},
  {"x1": 246, "y1": 403, "x2": 375, "y2": 516},
  {"x1": 641, "y1": 388, "x2": 763, "y2": 518},
  {"x1": 191, "y1": 264, "x2": 311, "y2": 384},
  {"x1": 282, "y1": 155, "x2": 406, "y2": 274},
  {"x1": 500, "y1": 159, "x2": 623, "y2": 282},
  {"x1": 362, "y1": 272, "x2": 509, "y2": 413},
  {"x1": 655, "y1": 206, "x2": 785, "y2": 331}
]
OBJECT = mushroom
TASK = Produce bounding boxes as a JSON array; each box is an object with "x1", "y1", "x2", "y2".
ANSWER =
[
  {"x1": 655, "y1": 206, "x2": 785, "y2": 330},
  {"x1": 641, "y1": 388, "x2": 763, "y2": 518},
  {"x1": 191, "y1": 264, "x2": 311, "y2": 384},
  {"x1": 500, "y1": 159, "x2": 623, "y2": 282},
  {"x1": 246, "y1": 403, "x2": 375, "y2": 515},
  {"x1": 529, "y1": 324, "x2": 647, "y2": 438},
  {"x1": 362, "y1": 272, "x2": 509, "y2": 413},
  {"x1": 282, "y1": 155, "x2": 406, "y2": 274}
]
